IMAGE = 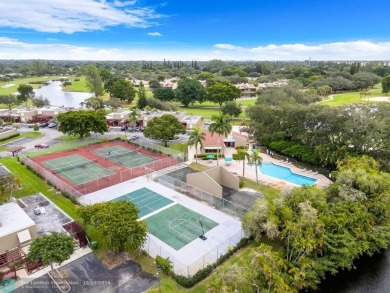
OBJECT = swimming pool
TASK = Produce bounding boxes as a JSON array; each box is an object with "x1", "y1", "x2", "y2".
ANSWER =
[{"x1": 259, "y1": 162, "x2": 317, "y2": 186}]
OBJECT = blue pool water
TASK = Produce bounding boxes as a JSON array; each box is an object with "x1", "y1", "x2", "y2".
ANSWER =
[{"x1": 259, "y1": 162, "x2": 317, "y2": 186}]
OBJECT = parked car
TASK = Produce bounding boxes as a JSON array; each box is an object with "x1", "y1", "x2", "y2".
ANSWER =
[
  {"x1": 120, "y1": 125, "x2": 128, "y2": 131},
  {"x1": 48, "y1": 123, "x2": 57, "y2": 128},
  {"x1": 39, "y1": 122, "x2": 48, "y2": 127},
  {"x1": 128, "y1": 135, "x2": 140, "y2": 141},
  {"x1": 35, "y1": 143, "x2": 49, "y2": 149}
]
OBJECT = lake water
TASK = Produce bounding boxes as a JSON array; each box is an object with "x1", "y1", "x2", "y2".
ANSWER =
[
  {"x1": 33, "y1": 81, "x2": 92, "y2": 108},
  {"x1": 316, "y1": 249, "x2": 390, "y2": 292}
]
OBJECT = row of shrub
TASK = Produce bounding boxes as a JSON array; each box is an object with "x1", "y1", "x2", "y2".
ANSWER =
[
  {"x1": 0, "y1": 133, "x2": 20, "y2": 142},
  {"x1": 194, "y1": 153, "x2": 225, "y2": 160},
  {"x1": 156, "y1": 237, "x2": 250, "y2": 288},
  {"x1": 268, "y1": 140, "x2": 320, "y2": 165}
]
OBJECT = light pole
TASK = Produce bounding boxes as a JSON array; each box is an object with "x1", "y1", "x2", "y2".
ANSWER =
[
  {"x1": 197, "y1": 219, "x2": 207, "y2": 240},
  {"x1": 156, "y1": 265, "x2": 161, "y2": 293}
]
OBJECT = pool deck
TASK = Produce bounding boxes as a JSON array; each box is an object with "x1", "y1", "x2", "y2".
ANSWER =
[{"x1": 189, "y1": 146, "x2": 332, "y2": 189}]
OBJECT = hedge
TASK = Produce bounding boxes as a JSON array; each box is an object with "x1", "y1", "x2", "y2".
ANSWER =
[
  {"x1": 160, "y1": 237, "x2": 250, "y2": 288},
  {"x1": 194, "y1": 153, "x2": 225, "y2": 160},
  {"x1": 0, "y1": 133, "x2": 20, "y2": 142},
  {"x1": 268, "y1": 140, "x2": 320, "y2": 165}
]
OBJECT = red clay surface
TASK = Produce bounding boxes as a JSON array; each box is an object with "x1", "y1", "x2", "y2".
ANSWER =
[{"x1": 32, "y1": 141, "x2": 179, "y2": 195}]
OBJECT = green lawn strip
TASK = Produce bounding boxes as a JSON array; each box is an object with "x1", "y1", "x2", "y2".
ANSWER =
[
  {"x1": 61, "y1": 76, "x2": 88, "y2": 92},
  {"x1": 320, "y1": 84, "x2": 383, "y2": 107},
  {"x1": 166, "y1": 142, "x2": 187, "y2": 153}
]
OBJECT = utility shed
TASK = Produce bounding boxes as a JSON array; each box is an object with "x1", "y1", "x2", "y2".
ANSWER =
[{"x1": 0, "y1": 202, "x2": 37, "y2": 254}]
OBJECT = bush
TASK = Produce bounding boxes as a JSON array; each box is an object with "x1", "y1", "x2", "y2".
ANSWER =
[
  {"x1": 194, "y1": 153, "x2": 225, "y2": 160},
  {"x1": 156, "y1": 256, "x2": 173, "y2": 274},
  {"x1": 168, "y1": 238, "x2": 250, "y2": 288},
  {"x1": 239, "y1": 180, "x2": 244, "y2": 188},
  {"x1": 268, "y1": 140, "x2": 320, "y2": 165},
  {"x1": 0, "y1": 133, "x2": 20, "y2": 142},
  {"x1": 33, "y1": 124, "x2": 39, "y2": 131}
]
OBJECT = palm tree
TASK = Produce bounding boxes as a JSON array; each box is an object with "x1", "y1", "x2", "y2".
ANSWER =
[
  {"x1": 209, "y1": 114, "x2": 232, "y2": 166},
  {"x1": 128, "y1": 108, "x2": 139, "y2": 128},
  {"x1": 188, "y1": 127, "x2": 205, "y2": 164},
  {"x1": 236, "y1": 148, "x2": 250, "y2": 177},
  {"x1": 0, "y1": 174, "x2": 20, "y2": 203},
  {"x1": 251, "y1": 149, "x2": 263, "y2": 184}
]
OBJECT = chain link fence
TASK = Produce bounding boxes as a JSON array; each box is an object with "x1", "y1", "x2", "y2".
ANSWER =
[
  {"x1": 144, "y1": 229, "x2": 244, "y2": 277},
  {"x1": 147, "y1": 167, "x2": 251, "y2": 219}
]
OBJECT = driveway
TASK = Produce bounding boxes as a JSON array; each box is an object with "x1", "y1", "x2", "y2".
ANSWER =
[{"x1": 14, "y1": 254, "x2": 157, "y2": 293}]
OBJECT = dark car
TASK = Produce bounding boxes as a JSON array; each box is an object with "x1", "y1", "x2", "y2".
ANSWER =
[
  {"x1": 39, "y1": 122, "x2": 48, "y2": 127},
  {"x1": 120, "y1": 125, "x2": 128, "y2": 131}
]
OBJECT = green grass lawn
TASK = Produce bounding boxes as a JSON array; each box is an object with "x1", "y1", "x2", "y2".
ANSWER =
[
  {"x1": 320, "y1": 84, "x2": 384, "y2": 106},
  {"x1": 62, "y1": 76, "x2": 89, "y2": 92}
]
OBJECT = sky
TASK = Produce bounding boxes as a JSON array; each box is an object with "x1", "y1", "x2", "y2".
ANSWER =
[{"x1": 0, "y1": 0, "x2": 390, "y2": 61}]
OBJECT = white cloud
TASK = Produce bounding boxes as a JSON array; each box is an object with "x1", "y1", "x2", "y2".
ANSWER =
[
  {"x1": 214, "y1": 44, "x2": 244, "y2": 50},
  {"x1": 147, "y1": 32, "x2": 162, "y2": 37},
  {"x1": 1, "y1": 37, "x2": 390, "y2": 61},
  {"x1": 0, "y1": 0, "x2": 163, "y2": 34},
  {"x1": 214, "y1": 41, "x2": 390, "y2": 60}
]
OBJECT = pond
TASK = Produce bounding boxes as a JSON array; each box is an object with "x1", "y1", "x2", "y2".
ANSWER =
[
  {"x1": 33, "y1": 81, "x2": 92, "y2": 108},
  {"x1": 316, "y1": 249, "x2": 390, "y2": 292}
]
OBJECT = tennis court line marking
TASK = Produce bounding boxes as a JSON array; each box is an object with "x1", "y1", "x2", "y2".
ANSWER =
[{"x1": 139, "y1": 202, "x2": 177, "y2": 221}]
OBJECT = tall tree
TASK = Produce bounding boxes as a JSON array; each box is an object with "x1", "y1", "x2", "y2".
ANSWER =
[
  {"x1": 188, "y1": 127, "x2": 205, "y2": 163},
  {"x1": 209, "y1": 114, "x2": 232, "y2": 165},
  {"x1": 236, "y1": 148, "x2": 250, "y2": 177},
  {"x1": 0, "y1": 95, "x2": 17, "y2": 110},
  {"x1": 85, "y1": 64, "x2": 104, "y2": 96},
  {"x1": 221, "y1": 101, "x2": 242, "y2": 117},
  {"x1": 0, "y1": 174, "x2": 20, "y2": 203},
  {"x1": 84, "y1": 96, "x2": 104, "y2": 110},
  {"x1": 31, "y1": 96, "x2": 50, "y2": 108},
  {"x1": 57, "y1": 110, "x2": 108, "y2": 138},
  {"x1": 382, "y1": 75, "x2": 390, "y2": 94},
  {"x1": 251, "y1": 149, "x2": 263, "y2": 184},
  {"x1": 137, "y1": 82, "x2": 147, "y2": 109},
  {"x1": 78, "y1": 201, "x2": 147, "y2": 253},
  {"x1": 207, "y1": 81, "x2": 241, "y2": 107},
  {"x1": 17, "y1": 84, "x2": 35, "y2": 107},
  {"x1": 28, "y1": 232, "x2": 76, "y2": 271},
  {"x1": 153, "y1": 88, "x2": 175, "y2": 102},
  {"x1": 143, "y1": 114, "x2": 186, "y2": 147},
  {"x1": 175, "y1": 78, "x2": 206, "y2": 107},
  {"x1": 109, "y1": 78, "x2": 136, "y2": 103}
]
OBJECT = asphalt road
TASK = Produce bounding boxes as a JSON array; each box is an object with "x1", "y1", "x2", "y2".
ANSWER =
[{"x1": 13, "y1": 253, "x2": 157, "y2": 293}]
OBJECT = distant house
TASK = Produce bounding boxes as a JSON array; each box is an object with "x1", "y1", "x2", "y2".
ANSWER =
[
  {"x1": 236, "y1": 83, "x2": 257, "y2": 92},
  {"x1": 201, "y1": 131, "x2": 250, "y2": 154}
]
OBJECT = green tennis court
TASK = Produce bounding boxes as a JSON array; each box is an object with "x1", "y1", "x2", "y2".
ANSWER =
[
  {"x1": 113, "y1": 187, "x2": 173, "y2": 218},
  {"x1": 145, "y1": 204, "x2": 218, "y2": 250},
  {"x1": 42, "y1": 154, "x2": 114, "y2": 185},
  {"x1": 94, "y1": 145, "x2": 156, "y2": 168}
]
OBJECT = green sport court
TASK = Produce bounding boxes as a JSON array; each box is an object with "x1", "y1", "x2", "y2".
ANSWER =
[
  {"x1": 113, "y1": 187, "x2": 173, "y2": 218},
  {"x1": 146, "y1": 204, "x2": 218, "y2": 250},
  {"x1": 93, "y1": 145, "x2": 156, "y2": 168},
  {"x1": 42, "y1": 154, "x2": 114, "y2": 185}
]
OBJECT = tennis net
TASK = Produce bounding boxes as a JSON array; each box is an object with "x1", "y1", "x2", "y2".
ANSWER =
[
  {"x1": 108, "y1": 151, "x2": 135, "y2": 160},
  {"x1": 52, "y1": 159, "x2": 98, "y2": 174}
]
